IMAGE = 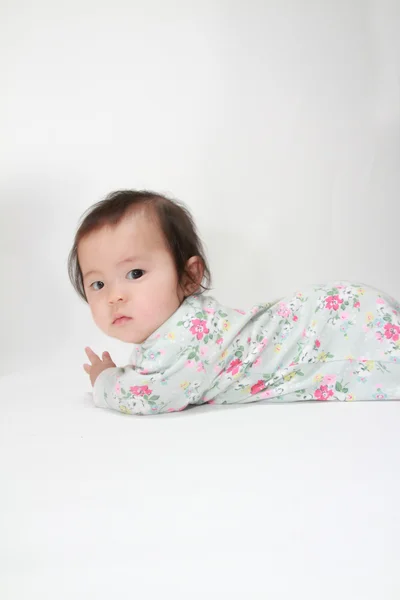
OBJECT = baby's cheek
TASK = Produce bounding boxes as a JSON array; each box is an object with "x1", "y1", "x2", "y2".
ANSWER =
[{"x1": 90, "y1": 303, "x2": 107, "y2": 330}]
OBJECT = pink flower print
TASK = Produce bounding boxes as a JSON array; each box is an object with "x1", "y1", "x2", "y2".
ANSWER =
[
  {"x1": 208, "y1": 400, "x2": 216, "y2": 405},
  {"x1": 377, "y1": 298, "x2": 385, "y2": 305},
  {"x1": 197, "y1": 363, "x2": 206, "y2": 373},
  {"x1": 216, "y1": 337, "x2": 223, "y2": 345},
  {"x1": 227, "y1": 358, "x2": 242, "y2": 376},
  {"x1": 251, "y1": 379, "x2": 265, "y2": 395},
  {"x1": 323, "y1": 375, "x2": 336, "y2": 385},
  {"x1": 376, "y1": 332, "x2": 383, "y2": 342},
  {"x1": 260, "y1": 389, "x2": 273, "y2": 399},
  {"x1": 325, "y1": 295, "x2": 343, "y2": 311},
  {"x1": 341, "y1": 311, "x2": 349, "y2": 320},
  {"x1": 315, "y1": 339, "x2": 321, "y2": 348},
  {"x1": 115, "y1": 383, "x2": 121, "y2": 394},
  {"x1": 373, "y1": 386, "x2": 388, "y2": 400},
  {"x1": 200, "y1": 345, "x2": 209, "y2": 357},
  {"x1": 204, "y1": 307, "x2": 215, "y2": 314},
  {"x1": 189, "y1": 318, "x2": 209, "y2": 340},
  {"x1": 235, "y1": 308, "x2": 246, "y2": 315},
  {"x1": 130, "y1": 385, "x2": 152, "y2": 397},
  {"x1": 253, "y1": 357, "x2": 262, "y2": 367},
  {"x1": 302, "y1": 329, "x2": 307, "y2": 338},
  {"x1": 384, "y1": 323, "x2": 400, "y2": 341},
  {"x1": 185, "y1": 359, "x2": 195, "y2": 368},
  {"x1": 277, "y1": 303, "x2": 291, "y2": 318},
  {"x1": 354, "y1": 301, "x2": 360, "y2": 309},
  {"x1": 362, "y1": 325, "x2": 369, "y2": 333},
  {"x1": 314, "y1": 385, "x2": 334, "y2": 401},
  {"x1": 293, "y1": 315, "x2": 298, "y2": 322},
  {"x1": 255, "y1": 339, "x2": 267, "y2": 353}
]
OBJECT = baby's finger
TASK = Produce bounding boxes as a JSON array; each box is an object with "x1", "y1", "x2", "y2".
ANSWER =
[
  {"x1": 85, "y1": 347, "x2": 100, "y2": 363},
  {"x1": 83, "y1": 363, "x2": 91, "y2": 374}
]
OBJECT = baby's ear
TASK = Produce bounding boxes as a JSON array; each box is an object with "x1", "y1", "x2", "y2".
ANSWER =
[{"x1": 183, "y1": 256, "x2": 204, "y2": 295}]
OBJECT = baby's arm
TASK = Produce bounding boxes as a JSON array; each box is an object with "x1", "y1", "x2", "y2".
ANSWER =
[
  {"x1": 92, "y1": 365, "x2": 192, "y2": 415},
  {"x1": 84, "y1": 347, "x2": 194, "y2": 415}
]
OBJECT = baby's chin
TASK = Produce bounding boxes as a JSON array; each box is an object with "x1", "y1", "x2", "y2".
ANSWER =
[{"x1": 108, "y1": 327, "x2": 149, "y2": 345}]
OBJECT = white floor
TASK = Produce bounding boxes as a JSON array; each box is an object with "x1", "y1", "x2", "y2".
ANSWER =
[{"x1": 1, "y1": 369, "x2": 400, "y2": 599}]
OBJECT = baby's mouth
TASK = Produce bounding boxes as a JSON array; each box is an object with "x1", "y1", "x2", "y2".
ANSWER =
[{"x1": 112, "y1": 316, "x2": 132, "y2": 326}]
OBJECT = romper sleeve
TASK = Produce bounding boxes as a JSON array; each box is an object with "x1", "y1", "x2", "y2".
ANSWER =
[{"x1": 92, "y1": 365, "x2": 198, "y2": 416}]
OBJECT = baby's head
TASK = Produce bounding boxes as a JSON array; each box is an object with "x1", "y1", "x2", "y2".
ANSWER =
[{"x1": 68, "y1": 190, "x2": 211, "y2": 344}]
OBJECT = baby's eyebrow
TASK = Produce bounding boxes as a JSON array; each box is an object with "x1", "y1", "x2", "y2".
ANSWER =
[{"x1": 82, "y1": 256, "x2": 140, "y2": 280}]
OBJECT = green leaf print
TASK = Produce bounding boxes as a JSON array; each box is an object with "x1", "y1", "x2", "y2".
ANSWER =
[
  {"x1": 342, "y1": 388, "x2": 349, "y2": 394},
  {"x1": 204, "y1": 335, "x2": 209, "y2": 344},
  {"x1": 150, "y1": 395, "x2": 160, "y2": 401},
  {"x1": 235, "y1": 351, "x2": 243, "y2": 358},
  {"x1": 335, "y1": 382, "x2": 342, "y2": 392},
  {"x1": 196, "y1": 311, "x2": 205, "y2": 319},
  {"x1": 177, "y1": 321, "x2": 184, "y2": 326},
  {"x1": 384, "y1": 315, "x2": 392, "y2": 322},
  {"x1": 188, "y1": 352, "x2": 196, "y2": 359}
]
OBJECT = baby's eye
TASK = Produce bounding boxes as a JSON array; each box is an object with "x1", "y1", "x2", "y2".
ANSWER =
[
  {"x1": 91, "y1": 281, "x2": 104, "y2": 291},
  {"x1": 127, "y1": 269, "x2": 144, "y2": 280}
]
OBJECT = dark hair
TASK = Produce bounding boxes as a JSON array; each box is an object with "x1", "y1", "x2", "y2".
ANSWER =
[{"x1": 68, "y1": 189, "x2": 211, "y2": 302}]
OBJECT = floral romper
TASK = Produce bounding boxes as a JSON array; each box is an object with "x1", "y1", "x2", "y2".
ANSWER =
[{"x1": 92, "y1": 282, "x2": 400, "y2": 415}]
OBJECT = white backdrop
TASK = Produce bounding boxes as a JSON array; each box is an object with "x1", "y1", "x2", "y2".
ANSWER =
[
  {"x1": 1, "y1": 0, "x2": 399, "y2": 378},
  {"x1": 2, "y1": 4, "x2": 400, "y2": 600}
]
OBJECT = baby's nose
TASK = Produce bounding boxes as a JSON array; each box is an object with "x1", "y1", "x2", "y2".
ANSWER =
[{"x1": 107, "y1": 285, "x2": 125, "y2": 304}]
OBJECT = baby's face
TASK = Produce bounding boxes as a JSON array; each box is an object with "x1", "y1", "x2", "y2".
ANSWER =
[{"x1": 78, "y1": 209, "x2": 184, "y2": 344}]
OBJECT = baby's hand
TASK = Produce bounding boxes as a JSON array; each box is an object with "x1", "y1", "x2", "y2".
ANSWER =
[{"x1": 83, "y1": 347, "x2": 116, "y2": 387}]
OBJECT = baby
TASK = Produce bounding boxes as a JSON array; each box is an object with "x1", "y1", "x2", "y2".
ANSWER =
[{"x1": 69, "y1": 190, "x2": 400, "y2": 415}]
